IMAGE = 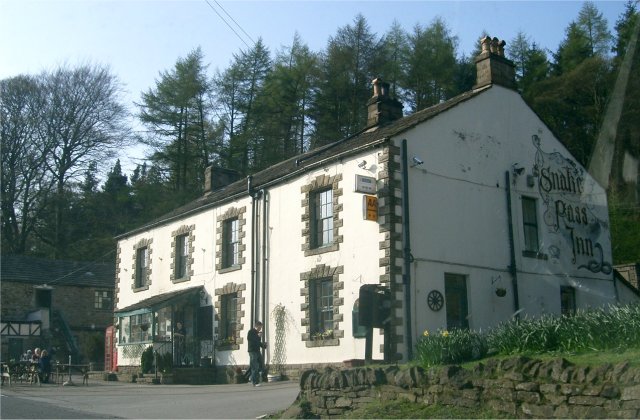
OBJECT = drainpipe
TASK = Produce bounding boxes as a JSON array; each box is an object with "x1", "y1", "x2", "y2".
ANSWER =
[
  {"x1": 248, "y1": 176, "x2": 256, "y2": 325},
  {"x1": 505, "y1": 171, "x2": 521, "y2": 318},
  {"x1": 401, "y1": 139, "x2": 414, "y2": 361},
  {"x1": 261, "y1": 189, "x2": 269, "y2": 364}
]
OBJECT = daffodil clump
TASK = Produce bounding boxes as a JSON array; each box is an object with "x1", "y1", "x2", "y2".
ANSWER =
[
  {"x1": 414, "y1": 303, "x2": 640, "y2": 368},
  {"x1": 487, "y1": 303, "x2": 640, "y2": 355},
  {"x1": 415, "y1": 328, "x2": 487, "y2": 367}
]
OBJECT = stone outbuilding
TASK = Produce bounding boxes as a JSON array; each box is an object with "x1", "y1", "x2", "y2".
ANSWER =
[{"x1": 1, "y1": 255, "x2": 115, "y2": 368}]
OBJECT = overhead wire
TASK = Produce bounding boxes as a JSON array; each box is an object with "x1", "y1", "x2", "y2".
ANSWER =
[
  {"x1": 43, "y1": 249, "x2": 116, "y2": 287},
  {"x1": 203, "y1": 0, "x2": 254, "y2": 50},
  {"x1": 213, "y1": 0, "x2": 255, "y2": 46}
]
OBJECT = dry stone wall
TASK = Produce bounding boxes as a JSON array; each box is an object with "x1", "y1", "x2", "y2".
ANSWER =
[{"x1": 293, "y1": 357, "x2": 640, "y2": 418}]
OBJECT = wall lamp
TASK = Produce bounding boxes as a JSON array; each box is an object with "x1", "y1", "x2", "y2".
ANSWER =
[
  {"x1": 512, "y1": 163, "x2": 525, "y2": 176},
  {"x1": 410, "y1": 156, "x2": 424, "y2": 168},
  {"x1": 358, "y1": 160, "x2": 367, "y2": 169}
]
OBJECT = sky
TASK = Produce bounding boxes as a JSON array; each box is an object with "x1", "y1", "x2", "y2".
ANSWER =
[{"x1": 0, "y1": 0, "x2": 630, "y2": 174}]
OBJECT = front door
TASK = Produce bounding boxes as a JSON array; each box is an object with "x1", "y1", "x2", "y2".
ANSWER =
[{"x1": 445, "y1": 273, "x2": 469, "y2": 329}]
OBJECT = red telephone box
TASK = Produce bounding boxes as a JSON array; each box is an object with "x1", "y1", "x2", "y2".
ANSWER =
[{"x1": 104, "y1": 326, "x2": 118, "y2": 371}]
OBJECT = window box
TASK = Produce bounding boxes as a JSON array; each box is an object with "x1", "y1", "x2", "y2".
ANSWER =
[
  {"x1": 305, "y1": 338, "x2": 339, "y2": 348},
  {"x1": 311, "y1": 329, "x2": 334, "y2": 341},
  {"x1": 216, "y1": 337, "x2": 238, "y2": 350}
]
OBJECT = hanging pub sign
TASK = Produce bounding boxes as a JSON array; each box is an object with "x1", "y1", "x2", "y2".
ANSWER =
[{"x1": 363, "y1": 195, "x2": 378, "y2": 221}]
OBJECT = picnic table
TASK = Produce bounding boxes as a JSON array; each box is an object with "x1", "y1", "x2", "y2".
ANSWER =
[
  {"x1": 55, "y1": 362, "x2": 91, "y2": 386},
  {"x1": 1, "y1": 361, "x2": 41, "y2": 386},
  {"x1": 1, "y1": 361, "x2": 90, "y2": 386}
]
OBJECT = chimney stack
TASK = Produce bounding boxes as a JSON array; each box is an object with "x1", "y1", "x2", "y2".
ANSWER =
[
  {"x1": 204, "y1": 166, "x2": 241, "y2": 195},
  {"x1": 473, "y1": 36, "x2": 516, "y2": 90},
  {"x1": 367, "y1": 78, "x2": 403, "y2": 128}
]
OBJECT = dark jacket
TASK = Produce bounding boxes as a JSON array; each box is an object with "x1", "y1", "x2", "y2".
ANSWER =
[
  {"x1": 38, "y1": 354, "x2": 51, "y2": 373},
  {"x1": 247, "y1": 328, "x2": 265, "y2": 353}
]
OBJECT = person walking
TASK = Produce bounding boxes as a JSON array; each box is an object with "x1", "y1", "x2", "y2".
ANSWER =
[{"x1": 247, "y1": 321, "x2": 267, "y2": 386}]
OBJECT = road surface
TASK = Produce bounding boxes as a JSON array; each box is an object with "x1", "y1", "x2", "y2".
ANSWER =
[{"x1": 1, "y1": 379, "x2": 299, "y2": 419}]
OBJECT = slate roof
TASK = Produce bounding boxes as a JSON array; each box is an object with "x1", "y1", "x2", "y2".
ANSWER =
[
  {"x1": 1, "y1": 254, "x2": 115, "y2": 288},
  {"x1": 119, "y1": 85, "x2": 492, "y2": 239}
]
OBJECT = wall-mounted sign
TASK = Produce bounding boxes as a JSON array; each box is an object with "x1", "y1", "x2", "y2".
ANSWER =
[
  {"x1": 532, "y1": 134, "x2": 611, "y2": 274},
  {"x1": 363, "y1": 195, "x2": 378, "y2": 221},
  {"x1": 355, "y1": 174, "x2": 377, "y2": 194}
]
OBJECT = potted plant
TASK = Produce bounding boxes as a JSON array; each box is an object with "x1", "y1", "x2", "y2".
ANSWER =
[{"x1": 225, "y1": 366, "x2": 246, "y2": 384}]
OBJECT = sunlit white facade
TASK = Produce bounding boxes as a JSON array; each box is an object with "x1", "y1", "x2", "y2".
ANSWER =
[{"x1": 113, "y1": 41, "x2": 636, "y2": 374}]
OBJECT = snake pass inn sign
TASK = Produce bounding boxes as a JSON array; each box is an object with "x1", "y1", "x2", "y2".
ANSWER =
[{"x1": 532, "y1": 134, "x2": 612, "y2": 275}]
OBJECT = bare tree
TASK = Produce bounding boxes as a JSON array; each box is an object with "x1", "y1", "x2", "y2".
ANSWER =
[
  {"x1": 2, "y1": 64, "x2": 131, "y2": 257},
  {"x1": 1, "y1": 75, "x2": 53, "y2": 254},
  {"x1": 38, "y1": 64, "x2": 131, "y2": 257}
]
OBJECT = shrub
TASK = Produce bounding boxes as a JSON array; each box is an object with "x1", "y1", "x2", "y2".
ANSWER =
[{"x1": 140, "y1": 346, "x2": 154, "y2": 374}]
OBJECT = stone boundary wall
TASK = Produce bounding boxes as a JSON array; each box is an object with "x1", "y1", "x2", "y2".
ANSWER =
[{"x1": 295, "y1": 357, "x2": 640, "y2": 418}]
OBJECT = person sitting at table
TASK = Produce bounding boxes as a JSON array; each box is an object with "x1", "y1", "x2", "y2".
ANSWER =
[
  {"x1": 22, "y1": 349, "x2": 32, "y2": 362},
  {"x1": 38, "y1": 349, "x2": 51, "y2": 383},
  {"x1": 31, "y1": 348, "x2": 41, "y2": 363}
]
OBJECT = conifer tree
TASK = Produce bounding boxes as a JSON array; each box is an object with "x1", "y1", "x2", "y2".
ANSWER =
[
  {"x1": 312, "y1": 15, "x2": 382, "y2": 147},
  {"x1": 254, "y1": 34, "x2": 318, "y2": 168},
  {"x1": 403, "y1": 18, "x2": 458, "y2": 112},
  {"x1": 215, "y1": 39, "x2": 272, "y2": 174},
  {"x1": 138, "y1": 47, "x2": 213, "y2": 196}
]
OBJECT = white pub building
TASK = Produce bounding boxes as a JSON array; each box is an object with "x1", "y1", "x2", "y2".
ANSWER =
[{"x1": 113, "y1": 36, "x2": 638, "y2": 378}]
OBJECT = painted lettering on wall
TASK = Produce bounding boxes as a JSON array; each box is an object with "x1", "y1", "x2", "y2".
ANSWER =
[
  {"x1": 539, "y1": 166, "x2": 584, "y2": 195},
  {"x1": 532, "y1": 134, "x2": 611, "y2": 274}
]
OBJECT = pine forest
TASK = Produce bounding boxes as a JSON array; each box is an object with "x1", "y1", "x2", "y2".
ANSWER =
[{"x1": 1, "y1": 1, "x2": 638, "y2": 265}]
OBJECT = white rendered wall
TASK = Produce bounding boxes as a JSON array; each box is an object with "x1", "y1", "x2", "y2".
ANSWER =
[
  {"x1": 115, "y1": 85, "x2": 630, "y2": 369},
  {"x1": 400, "y1": 85, "x2": 616, "y2": 338},
  {"x1": 262, "y1": 150, "x2": 386, "y2": 366},
  {"x1": 116, "y1": 152, "x2": 387, "y2": 367}
]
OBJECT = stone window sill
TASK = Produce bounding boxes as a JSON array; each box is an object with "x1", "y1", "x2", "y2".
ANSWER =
[
  {"x1": 132, "y1": 285, "x2": 149, "y2": 293},
  {"x1": 305, "y1": 338, "x2": 339, "y2": 348},
  {"x1": 522, "y1": 250, "x2": 548, "y2": 260},
  {"x1": 219, "y1": 265, "x2": 242, "y2": 274},
  {"x1": 305, "y1": 243, "x2": 339, "y2": 257}
]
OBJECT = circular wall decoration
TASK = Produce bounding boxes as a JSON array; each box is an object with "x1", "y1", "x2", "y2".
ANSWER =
[{"x1": 427, "y1": 290, "x2": 444, "y2": 311}]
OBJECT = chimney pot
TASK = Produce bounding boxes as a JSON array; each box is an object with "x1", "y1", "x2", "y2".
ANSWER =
[
  {"x1": 367, "y1": 78, "x2": 403, "y2": 128},
  {"x1": 498, "y1": 40, "x2": 506, "y2": 57},
  {"x1": 481, "y1": 36, "x2": 492, "y2": 54},
  {"x1": 490, "y1": 37, "x2": 500, "y2": 54},
  {"x1": 372, "y1": 78, "x2": 383, "y2": 97},
  {"x1": 473, "y1": 35, "x2": 516, "y2": 90}
]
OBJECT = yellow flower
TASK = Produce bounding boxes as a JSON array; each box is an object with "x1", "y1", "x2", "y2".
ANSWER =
[
  {"x1": 441, "y1": 330, "x2": 449, "y2": 337},
  {"x1": 423, "y1": 330, "x2": 429, "y2": 336}
]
